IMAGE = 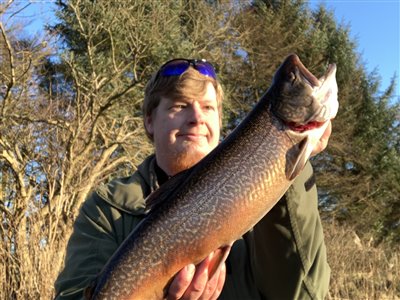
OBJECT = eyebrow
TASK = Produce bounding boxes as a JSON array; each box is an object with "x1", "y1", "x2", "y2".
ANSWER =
[
  {"x1": 168, "y1": 98, "x2": 216, "y2": 105},
  {"x1": 198, "y1": 98, "x2": 217, "y2": 104}
]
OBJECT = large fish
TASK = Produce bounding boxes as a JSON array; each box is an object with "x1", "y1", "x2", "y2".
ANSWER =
[{"x1": 85, "y1": 54, "x2": 338, "y2": 299}]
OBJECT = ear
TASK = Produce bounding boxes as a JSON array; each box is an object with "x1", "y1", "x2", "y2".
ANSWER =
[{"x1": 144, "y1": 113, "x2": 154, "y2": 136}]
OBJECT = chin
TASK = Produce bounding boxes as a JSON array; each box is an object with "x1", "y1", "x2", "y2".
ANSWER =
[{"x1": 172, "y1": 146, "x2": 208, "y2": 172}]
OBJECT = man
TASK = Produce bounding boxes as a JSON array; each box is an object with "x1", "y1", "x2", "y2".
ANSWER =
[{"x1": 55, "y1": 59, "x2": 331, "y2": 299}]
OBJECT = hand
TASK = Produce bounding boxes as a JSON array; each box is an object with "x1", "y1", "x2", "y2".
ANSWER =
[
  {"x1": 310, "y1": 121, "x2": 332, "y2": 157},
  {"x1": 166, "y1": 247, "x2": 230, "y2": 300}
]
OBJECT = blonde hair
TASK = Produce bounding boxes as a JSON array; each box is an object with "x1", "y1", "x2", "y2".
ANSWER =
[{"x1": 143, "y1": 67, "x2": 224, "y2": 140}]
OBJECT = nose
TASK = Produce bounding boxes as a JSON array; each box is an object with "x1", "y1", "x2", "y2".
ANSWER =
[{"x1": 188, "y1": 103, "x2": 205, "y2": 124}]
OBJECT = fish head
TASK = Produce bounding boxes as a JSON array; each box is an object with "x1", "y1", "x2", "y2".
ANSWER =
[
  {"x1": 268, "y1": 54, "x2": 339, "y2": 180},
  {"x1": 269, "y1": 54, "x2": 338, "y2": 130}
]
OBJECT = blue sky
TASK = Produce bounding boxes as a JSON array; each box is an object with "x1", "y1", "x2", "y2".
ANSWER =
[
  {"x1": 310, "y1": 0, "x2": 400, "y2": 100},
  {"x1": 5, "y1": 0, "x2": 400, "y2": 101}
]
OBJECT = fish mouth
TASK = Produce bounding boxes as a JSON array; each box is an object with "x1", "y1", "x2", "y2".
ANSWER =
[
  {"x1": 293, "y1": 55, "x2": 337, "y2": 89},
  {"x1": 285, "y1": 120, "x2": 326, "y2": 132},
  {"x1": 291, "y1": 55, "x2": 320, "y2": 88},
  {"x1": 318, "y1": 63, "x2": 337, "y2": 86}
]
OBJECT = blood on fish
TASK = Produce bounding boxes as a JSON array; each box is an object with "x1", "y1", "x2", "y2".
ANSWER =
[{"x1": 286, "y1": 121, "x2": 326, "y2": 132}]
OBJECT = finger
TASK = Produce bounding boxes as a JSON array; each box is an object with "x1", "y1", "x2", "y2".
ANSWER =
[
  {"x1": 209, "y1": 263, "x2": 226, "y2": 300},
  {"x1": 198, "y1": 263, "x2": 222, "y2": 300},
  {"x1": 167, "y1": 246, "x2": 231, "y2": 300},
  {"x1": 321, "y1": 121, "x2": 332, "y2": 143},
  {"x1": 181, "y1": 255, "x2": 211, "y2": 300},
  {"x1": 167, "y1": 264, "x2": 196, "y2": 300},
  {"x1": 318, "y1": 121, "x2": 332, "y2": 151},
  {"x1": 311, "y1": 121, "x2": 332, "y2": 156},
  {"x1": 199, "y1": 245, "x2": 230, "y2": 300}
]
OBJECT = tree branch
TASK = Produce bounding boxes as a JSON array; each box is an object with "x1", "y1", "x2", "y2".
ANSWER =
[{"x1": 0, "y1": 21, "x2": 16, "y2": 116}]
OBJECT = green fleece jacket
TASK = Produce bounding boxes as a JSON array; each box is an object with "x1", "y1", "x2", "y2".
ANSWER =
[{"x1": 54, "y1": 155, "x2": 330, "y2": 300}]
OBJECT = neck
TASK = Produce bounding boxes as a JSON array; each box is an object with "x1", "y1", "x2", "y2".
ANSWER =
[{"x1": 154, "y1": 161, "x2": 170, "y2": 185}]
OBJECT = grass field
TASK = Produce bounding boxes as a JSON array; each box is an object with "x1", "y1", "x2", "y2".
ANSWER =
[{"x1": 323, "y1": 221, "x2": 399, "y2": 300}]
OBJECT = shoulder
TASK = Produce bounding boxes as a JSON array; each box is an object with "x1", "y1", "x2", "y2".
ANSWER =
[{"x1": 90, "y1": 155, "x2": 157, "y2": 215}]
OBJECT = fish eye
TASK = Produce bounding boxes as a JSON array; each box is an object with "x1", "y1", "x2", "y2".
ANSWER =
[{"x1": 289, "y1": 72, "x2": 296, "y2": 85}]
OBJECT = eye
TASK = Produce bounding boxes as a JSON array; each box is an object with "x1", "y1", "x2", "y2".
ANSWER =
[
  {"x1": 170, "y1": 104, "x2": 187, "y2": 111},
  {"x1": 204, "y1": 105, "x2": 215, "y2": 111}
]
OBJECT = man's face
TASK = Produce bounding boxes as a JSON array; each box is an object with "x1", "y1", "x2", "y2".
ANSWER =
[{"x1": 145, "y1": 82, "x2": 220, "y2": 175}]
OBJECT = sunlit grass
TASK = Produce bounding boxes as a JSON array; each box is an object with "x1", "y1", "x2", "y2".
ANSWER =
[{"x1": 323, "y1": 221, "x2": 400, "y2": 300}]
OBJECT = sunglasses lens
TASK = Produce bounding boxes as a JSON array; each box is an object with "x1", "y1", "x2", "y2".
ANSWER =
[
  {"x1": 158, "y1": 59, "x2": 217, "y2": 79},
  {"x1": 159, "y1": 60, "x2": 190, "y2": 77},
  {"x1": 195, "y1": 62, "x2": 217, "y2": 79}
]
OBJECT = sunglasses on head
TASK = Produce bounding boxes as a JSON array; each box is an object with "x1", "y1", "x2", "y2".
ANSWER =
[{"x1": 157, "y1": 58, "x2": 217, "y2": 80}]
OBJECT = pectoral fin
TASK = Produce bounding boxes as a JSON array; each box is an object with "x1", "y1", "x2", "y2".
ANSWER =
[{"x1": 285, "y1": 137, "x2": 311, "y2": 181}]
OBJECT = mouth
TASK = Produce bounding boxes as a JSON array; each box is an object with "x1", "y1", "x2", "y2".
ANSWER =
[{"x1": 177, "y1": 133, "x2": 207, "y2": 141}]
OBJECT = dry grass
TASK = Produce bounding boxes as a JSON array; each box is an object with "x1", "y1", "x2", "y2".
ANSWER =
[{"x1": 323, "y1": 220, "x2": 400, "y2": 300}]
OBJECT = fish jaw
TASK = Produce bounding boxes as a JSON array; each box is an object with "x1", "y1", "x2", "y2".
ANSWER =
[{"x1": 311, "y1": 63, "x2": 338, "y2": 122}]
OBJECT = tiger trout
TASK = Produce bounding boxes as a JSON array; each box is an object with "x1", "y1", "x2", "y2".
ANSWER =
[{"x1": 85, "y1": 54, "x2": 338, "y2": 299}]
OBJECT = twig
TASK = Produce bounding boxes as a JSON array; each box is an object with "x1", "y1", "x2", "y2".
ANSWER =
[{"x1": 0, "y1": 0, "x2": 14, "y2": 16}]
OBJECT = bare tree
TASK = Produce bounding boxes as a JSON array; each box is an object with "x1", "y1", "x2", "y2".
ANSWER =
[
  {"x1": 0, "y1": 0, "x2": 244, "y2": 297},
  {"x1": 0, "y1": 1, "x2": 152, "y2": 298}
]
